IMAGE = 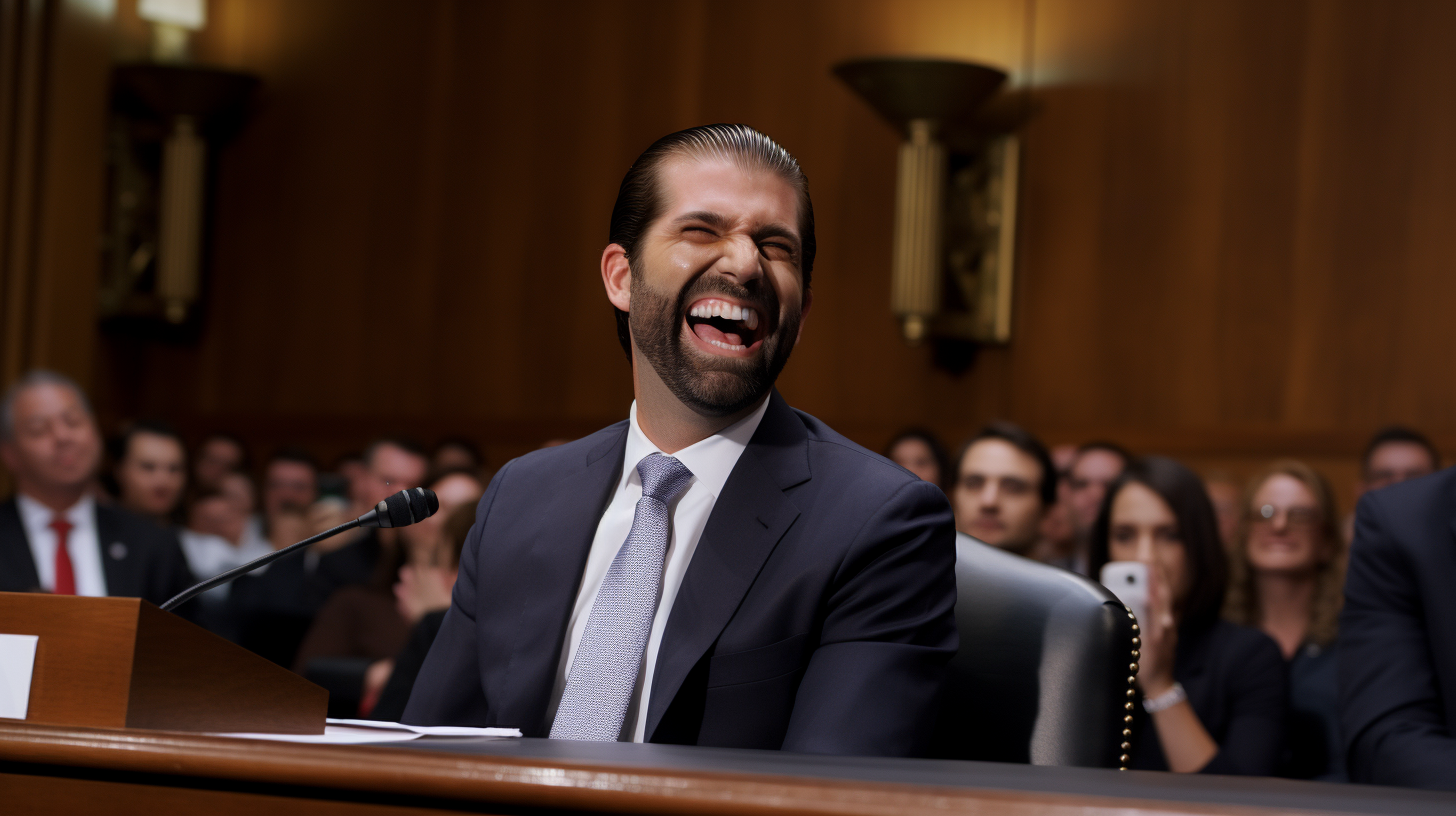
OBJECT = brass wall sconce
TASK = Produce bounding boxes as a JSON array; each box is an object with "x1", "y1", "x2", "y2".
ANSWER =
[{"x1": 834, "y1": 57, "x2": 1028, "y2": 356}]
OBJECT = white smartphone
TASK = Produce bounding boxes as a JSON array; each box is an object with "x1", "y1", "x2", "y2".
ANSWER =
[{"x1": 1100, "y1": 561, "x2": 1149, "y2": 626}]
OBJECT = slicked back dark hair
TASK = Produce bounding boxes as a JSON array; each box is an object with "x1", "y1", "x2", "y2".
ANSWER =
[
  {"x1": 113, "y1": 419, "x2": 185, "y2": 463},
  {"x1": 1361, "y1": 425, "x2": 1440, "y2": 476},
  {"x1": 1087, "y1": 455, "x2": 1229, "y2": 637},
  {"x1": 957, "y1": 421, "x2": 1057, "y2": 507},
  {"x1": 608, "y1": 123, "x2": 816, "y2": 357}
]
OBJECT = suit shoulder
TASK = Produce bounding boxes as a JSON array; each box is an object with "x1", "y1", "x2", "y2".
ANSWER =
[
  {"x1": 792, "y1": 408, "x2": 924, "y2": 491},
  {"x1": 95, "y1": 504, "x2": 178, "y2": 546},
  {"x1": 1354, "y1": 465, "x2": 1456, "y2": 552}
]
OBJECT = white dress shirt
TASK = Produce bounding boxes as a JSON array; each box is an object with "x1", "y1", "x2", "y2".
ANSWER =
[
  {"x1": 547, "y1": 397, "x2": 770, "y2": 742},
  {"x1": 179, "y1": 527, "x2": 272, "y2": 602},
  {"x1": 16, "y1": 492, "x2": 107, "y2": 596}
]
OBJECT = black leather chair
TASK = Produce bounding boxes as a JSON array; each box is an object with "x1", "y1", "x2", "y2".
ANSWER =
[{"x1": 930, "y1": 535, "x2": 1139, "y2": 768}]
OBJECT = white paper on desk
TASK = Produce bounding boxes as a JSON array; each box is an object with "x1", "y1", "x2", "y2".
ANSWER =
[
  {"x1": 0, "y1": 633, "x2": 40, "y2": 720},
  {"x1": 214, "y1": 724, "x2": 426, "y2": 744},
  {"x1": 328, "y1": 718, "x2": 522, "y2": 738}
]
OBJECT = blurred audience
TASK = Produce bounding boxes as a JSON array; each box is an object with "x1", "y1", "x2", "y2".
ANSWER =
[
  {"x1": 295, "y1": 467, "x2": 481, "y2": 717},
  {"x1": 431, "y1": 438, "x2": 484, "y2": 478},
  {"x1": 1031, "y1": 444, "x2": 1079, "y2": 568},
  {"x1": 112, "y1": 421, "x2": 188, "y2": 528},
  {"x1": 1202, "y1": 471, "x2": 1243, "y2": 549},
  {"x1": 193, "y1": 432, "x2": 249, "y2": 493},
  {"x1": 884, "y1": 427, "x2": 952, "y2": 491},
  {"x1": 1341, "y1": 457, "x2": 1456, "y2": 790},
  {"x1": 951, "y1": 422, "x2": 1055, "y2": 557},
  {"x1": 369, "y1": 499, "x2": 479, "y2": 722},
  {"x1": 14, "y1": 360, "x2": 1453, "y2": 784},
  {"x1": 1225, "y1": 461, "x2": 1346, "y2": 780},
  {"x1": 0, "y1": 371, "x2": 194, "y2": 608},
  {"x1": 1342, "y1": 426, "x2": 1440, "y2": 543},
  {"x1": 1090, "y1": 456, "x2": 1286, "y2": 775},
  {"x1": 180, "y1": 486, "x2": 271, "y2": 636},
  {"x1": 1065, "y1": 442, "x2": 1130, "y2": 575}
]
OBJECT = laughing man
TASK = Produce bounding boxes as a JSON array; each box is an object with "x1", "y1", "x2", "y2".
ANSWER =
[{"x1": 404, "y1": 124, "x2": 957, "y2": 755}]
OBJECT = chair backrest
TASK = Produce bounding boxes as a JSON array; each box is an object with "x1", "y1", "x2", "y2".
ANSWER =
[{"x1": 930, "y1": 534, "x2": 1138, "y2": 768}]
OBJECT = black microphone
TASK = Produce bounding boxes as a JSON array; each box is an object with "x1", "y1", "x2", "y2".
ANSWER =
[{"x1": 160, "y1": 488, "x2": 439, "y2": 612}]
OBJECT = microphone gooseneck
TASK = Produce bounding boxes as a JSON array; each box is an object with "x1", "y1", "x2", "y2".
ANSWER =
[{"x1": 160, "y1": 487, "x2": 440, "y2": 613}]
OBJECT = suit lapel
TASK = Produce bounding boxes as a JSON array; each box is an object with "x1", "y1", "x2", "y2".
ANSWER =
[
  {"x1": 487, "y1": 425, "x2": 626, "y2": 734},
  {"x1": 96, "y1": 505, "x2": 136, "y2": 598},
  {"x1": 0, "y1": 498, "x2": 41, "y2": 592},
  {"x1": 645, "y1": 391, "x2": 809, "y2": 740}
]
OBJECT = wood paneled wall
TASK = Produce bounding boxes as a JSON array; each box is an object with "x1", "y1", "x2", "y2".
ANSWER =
[{"x1": 64, "y1": 0, "x2": 1456, "y2": 512}]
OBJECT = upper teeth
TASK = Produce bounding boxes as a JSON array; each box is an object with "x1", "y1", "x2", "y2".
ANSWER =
[{"x1": 690, "y1": 301, "x2": 758, "y2": 329}]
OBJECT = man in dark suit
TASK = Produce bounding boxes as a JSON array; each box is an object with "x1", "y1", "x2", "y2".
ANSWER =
[
  {"x1": 1340, "y1": 464, "x2": 1456, "y2": 790},
  {"x1": 404, "y1": 125, "x2": 957, "y2": 755},
  {"x1": 0, "y1": 371, "x2": 194, "y2": 607}
]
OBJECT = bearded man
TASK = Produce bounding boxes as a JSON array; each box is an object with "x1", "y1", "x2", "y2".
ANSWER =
[{"x1": 404, "y1": 125, "x2": 957, "y2": 756}]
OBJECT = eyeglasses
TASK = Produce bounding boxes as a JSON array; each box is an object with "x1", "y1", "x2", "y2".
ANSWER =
[{"x1": 1248, "y1": 504, "x2": 1322, "y2": 529}]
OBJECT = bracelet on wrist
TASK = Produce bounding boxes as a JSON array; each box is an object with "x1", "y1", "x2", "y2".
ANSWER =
[{"x1": 1142, "y1": 681, "x2": 1186, "y2": 713}]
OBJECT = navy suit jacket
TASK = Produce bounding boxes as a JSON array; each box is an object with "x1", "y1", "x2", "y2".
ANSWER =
[
  {"x1": 0, "y1": 497, "x2": 196, "y2": 608},
  {"x1": 403, "y1": 391, "x2": 958, "y2": 756},
  {"x1": 1340, "y1": 465, "x2": 1456, "y2": 790}
]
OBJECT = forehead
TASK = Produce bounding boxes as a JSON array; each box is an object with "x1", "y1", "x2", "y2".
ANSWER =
[
  {"x1": 13, "y1": 382, "x2": 86, "y2": 418},
  {"x1": 1253, "y1": 473, "x2": 1314, "y2": 504},
  {"x1": 1072, "y1": 449, "x2": 1123, "y2": 478},
  {"x1": 962, "y1": 438, "x2": 1041, "y2": 478},
  {"x1": 1369, "y1": 441, "x2": 1434, "y2": 469},
  {"x1": 269, "y1": 459, "x2": 314, "y2": 478},
  {"x1": 1112, "y1": 481, "x2": 1174, "y2": 521},
  {"x1": 129, "y1": 432, "x2": 183, "y2": 458},
  {"x1": 654, "y1": 155, "x2": 800, "y2": 232}
]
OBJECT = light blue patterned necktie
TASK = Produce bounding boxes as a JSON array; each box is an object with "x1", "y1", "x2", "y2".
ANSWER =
[{"x1": 550, "y1": 452, "x2": 694, "y2": 741}]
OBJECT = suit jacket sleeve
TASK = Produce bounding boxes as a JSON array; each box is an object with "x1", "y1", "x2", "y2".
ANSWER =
[
  {"x1": 780, "y1": 478, "x2": 957, "y2": 757},
  {"x1": 1199, "y1": 630, "x2": 1287, "y2": 775},
  {"x1": 401, "y1": 461, "x2": 511, "y2": 726},
  {"x1": 1340, "y1": 490, "x2": 1456, "y2": 789}
]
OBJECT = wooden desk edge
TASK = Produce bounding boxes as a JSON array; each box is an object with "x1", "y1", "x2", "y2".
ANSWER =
[{"x1": 0, "y1": 722, "x2": 1327, "y2": 816}]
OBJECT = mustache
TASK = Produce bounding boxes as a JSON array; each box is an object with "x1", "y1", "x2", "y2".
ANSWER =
[{"x1": 675, "y1": 275, "x2": 778, "y2": 321}]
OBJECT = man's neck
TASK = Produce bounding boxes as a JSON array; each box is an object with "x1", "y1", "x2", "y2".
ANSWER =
[
  {"x1": 631, "y1": 357, "x2": 765, "y2": 454},
  {"x1": 18, "y1": 481, "x2": 87, "y2": 515}
]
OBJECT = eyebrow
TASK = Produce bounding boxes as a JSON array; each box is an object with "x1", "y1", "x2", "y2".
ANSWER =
[{"x1": 672, "y1": 211, "x2": 802, "y2": 254}]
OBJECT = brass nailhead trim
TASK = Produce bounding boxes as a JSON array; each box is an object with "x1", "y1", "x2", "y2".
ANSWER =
[{"x1": 1119, "y1": 604, "x2": 1140, "y2": 772}]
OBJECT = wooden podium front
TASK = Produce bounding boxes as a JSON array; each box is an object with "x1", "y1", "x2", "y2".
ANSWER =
[{"x1": 0, "y1": 592, "x2": 325, "y2": 733}]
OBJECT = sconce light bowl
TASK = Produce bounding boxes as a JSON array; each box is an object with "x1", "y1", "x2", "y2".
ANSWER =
[{"x1": 832, "y1": 57, "x2": 1007, "y2": 137}]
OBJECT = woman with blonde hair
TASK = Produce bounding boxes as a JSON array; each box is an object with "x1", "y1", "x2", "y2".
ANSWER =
[{"x1": 1225, "y1": 460, "x2": 1345, "y2": 780}]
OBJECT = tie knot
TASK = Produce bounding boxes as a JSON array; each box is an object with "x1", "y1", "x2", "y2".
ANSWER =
[
  {"x1": 636, "y1": 453, "x2": 692, "y2": 504},
  {"x1": 49, "y1": 516, "x2": 73, "y2": 536}
]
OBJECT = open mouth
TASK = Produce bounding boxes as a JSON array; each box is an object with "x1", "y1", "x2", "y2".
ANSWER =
[{"x1": 684, "y1": 297, "x2": 767, "y2": 354}]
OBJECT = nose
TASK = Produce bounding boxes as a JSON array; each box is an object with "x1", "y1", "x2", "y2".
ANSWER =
[
  {"x1": 717, "y1": 234, "x2": 764, "y2": 284},
  {"x1": 977, "y1": 481, "x2": 1000, "y2": 510},
  {"x1": 1133, "y1": 534, "x2": 1156, "y2": 564}
]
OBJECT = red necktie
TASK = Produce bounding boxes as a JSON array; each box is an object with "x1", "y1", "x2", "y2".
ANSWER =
[{"x1": 50, "y1": 516, "x2": 76, "y2": 595}]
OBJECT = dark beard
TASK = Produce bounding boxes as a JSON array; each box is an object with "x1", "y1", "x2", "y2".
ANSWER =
[{"x1": 629, "y1": 271, "x2": 801, "y2": 417}]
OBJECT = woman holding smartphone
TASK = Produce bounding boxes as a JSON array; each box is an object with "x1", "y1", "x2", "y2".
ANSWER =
[{"x1": 1089, "y1": 456, "x2": 1287, "y2": 774}]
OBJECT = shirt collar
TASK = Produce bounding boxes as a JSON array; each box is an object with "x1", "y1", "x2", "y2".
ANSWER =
[
  {"x1": 623, "y1": 396, "x2": 771, "y2": 499},
  {"x1": 17, "y1": 491, "x2": 93, "y2": 528}
]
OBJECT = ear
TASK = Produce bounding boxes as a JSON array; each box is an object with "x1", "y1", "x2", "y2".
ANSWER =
[
  {"x1": 602, "y1": 243, "x2": 632, "y2": 312},
  {"x1": 0, "y1": 441, "x2": 15, "y2": 474}
]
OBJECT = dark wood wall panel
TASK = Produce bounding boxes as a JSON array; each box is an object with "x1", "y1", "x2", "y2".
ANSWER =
[{"x1": 86, "y1": 0, "x2": 1456, "y2": 512}]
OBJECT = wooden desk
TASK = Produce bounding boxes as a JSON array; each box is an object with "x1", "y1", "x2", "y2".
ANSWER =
[{"x1": 2, "y1": 721, "x2": 1451, "y2": 815}]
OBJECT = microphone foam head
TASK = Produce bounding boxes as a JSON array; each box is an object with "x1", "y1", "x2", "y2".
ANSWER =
[{"x1": 375, "y1": 487, "x2": 440, "y2": 528}]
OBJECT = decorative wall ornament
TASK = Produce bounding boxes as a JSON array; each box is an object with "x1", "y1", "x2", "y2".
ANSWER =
[{"x1": 834, "y1": 57, "x2": 1031, "y2": 368}]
